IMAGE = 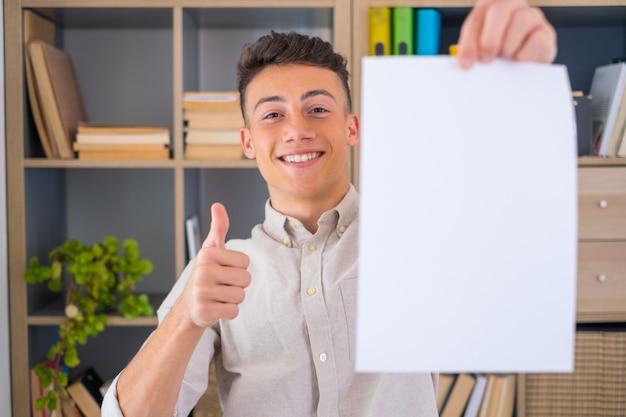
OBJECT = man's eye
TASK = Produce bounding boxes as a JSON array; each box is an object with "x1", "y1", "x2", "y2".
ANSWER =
[
  {"x1": 264, "y1": 112, "x2": 280, "y2": 119},
  {"x1": 311, "y1": 107, "x2": 328, "y2": 114}
]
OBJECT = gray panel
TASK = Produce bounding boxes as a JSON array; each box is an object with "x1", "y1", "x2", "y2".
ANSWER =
[
  {"x1": 63, "y1": 28, "x2": 174, "y2": 129},
  {"x1": 199, "y1": 169, "x2": 268, "y2": 241},
  {"x1": 198, "y1": 28, "x2": 332, "y2": 91},
  {"x1": 65, "y1": 169, "x2": 176, "y2": 294}
]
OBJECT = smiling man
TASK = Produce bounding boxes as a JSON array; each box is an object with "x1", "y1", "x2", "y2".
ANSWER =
[{"x1": 102, "y1": 1, "x2": 557, "y2": 416}]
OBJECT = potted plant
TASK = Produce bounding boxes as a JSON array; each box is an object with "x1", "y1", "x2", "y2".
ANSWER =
[{"x1": 25, "y1": 235, "x2": 155, "y2": 414}]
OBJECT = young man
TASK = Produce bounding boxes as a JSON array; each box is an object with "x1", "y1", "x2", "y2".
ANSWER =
[{"x1": 103, "y1": 0, "x2": 556, "y2": 415}]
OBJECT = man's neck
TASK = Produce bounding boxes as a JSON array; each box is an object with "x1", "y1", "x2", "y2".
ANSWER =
[{"x1": 269, "y1": 184, "x2": 351, "y2": 234}]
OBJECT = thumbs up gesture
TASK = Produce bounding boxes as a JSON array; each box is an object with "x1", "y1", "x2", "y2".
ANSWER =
[{"x1": 183, "y1": 203, "x2": 251, "y2": 328}]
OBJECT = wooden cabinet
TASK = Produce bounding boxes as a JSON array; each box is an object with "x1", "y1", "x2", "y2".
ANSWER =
[
  {"x1": 577, "y1": 166, "x2": 626, "y2": 322},
  {"x1": 5, "y1": 1, "x2": 350, "y2": 415}
]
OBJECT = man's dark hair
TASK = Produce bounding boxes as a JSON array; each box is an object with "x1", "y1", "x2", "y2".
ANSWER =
[{"x1": 237, "y1": 31, "x2": 352, "y2": 124}]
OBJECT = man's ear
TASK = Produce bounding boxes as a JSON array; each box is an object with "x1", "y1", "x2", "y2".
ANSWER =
[
  {"x1": 347, "y1": 113, "x2": 360, "y2": 146},
  {"x1": 240, "y1": 127, "x2": 256, "y2": 159}
]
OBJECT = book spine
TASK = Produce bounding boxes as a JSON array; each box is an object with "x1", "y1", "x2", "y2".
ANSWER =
[
  {"x1": 392, "y1": 7, "x2": 414, "y2": 55},
  {"x1": 369, "y1": 7, "x2": 391, "y2": 56},
  {"x1": 416, "y1": 9, "x2": 441, "y2": 55}
]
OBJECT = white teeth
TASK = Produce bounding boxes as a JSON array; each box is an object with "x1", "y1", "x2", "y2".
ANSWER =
[{"x1": 284, "y1": 152, "x2": 320, "y2": 163}]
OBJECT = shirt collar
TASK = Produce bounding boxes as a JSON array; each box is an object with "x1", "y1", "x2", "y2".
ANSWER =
[{"x1": 262, "y1": 184, "x2": 359, "y2": 248}]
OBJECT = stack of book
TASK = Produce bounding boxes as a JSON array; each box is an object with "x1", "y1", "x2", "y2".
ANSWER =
[
  {"x1": 437, "y1": 373, "x2": 516, "y2": 417},
  {"x1": 183, "y1": 91, "x2": 244, "y2": 160},
  {"x1": 74, "y1": 123, "x2": 170, "y2": 160},
  {"x1": 25, "y1": 30, "x2": 171, "y2": 161}
]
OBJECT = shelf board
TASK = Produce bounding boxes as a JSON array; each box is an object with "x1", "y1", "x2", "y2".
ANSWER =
[
  {"x1": 23, "y1": 0, "x2": 175, "y2": 8},
  {"x1": 28, "y1": 315, "x2": 158, "y2": 327},
  {"x1": 22, "y1": 0, "x2": 336, "y2": 9},
  {"x1": 578, "y1": 157, "x2": 626, "y2": 167},
  {"x1": 27, "y1": 293, "x2": 167, "y2": 327},
  {"x1": 24, "y1": 158, "x2": 258, "y2": 169},
  {"x1": 184, "y1": 6, "x2": 333, "y2": 29}
]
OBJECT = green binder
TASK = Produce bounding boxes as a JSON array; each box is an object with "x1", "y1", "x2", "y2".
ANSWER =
[{"x1": 392, "y1": 7, "x2": 414, "y2": 55}]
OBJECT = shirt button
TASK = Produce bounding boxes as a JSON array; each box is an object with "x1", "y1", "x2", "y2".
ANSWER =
[
  {"x1": 306, "y1": 287, "x2": 317, "y2": 296},
  {"x1": 289, "y1": 220, "x2": 296, "y2": 228},
  {"x1": 338, "y1": 225, "x2": 346, "y2": 233},
  {"x1": 282, "y1": 239, "x2": 289, "y2": 247},
  {"x1": 308, "y1": 244, "x2": 317, "y2": 252},
  {"x1": 319, "y1": 353, "x2": 328, "y2": 362}
]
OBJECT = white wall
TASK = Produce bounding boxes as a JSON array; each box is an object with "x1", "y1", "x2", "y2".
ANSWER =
[{"x1": 0, "y1": 0, "x2": 13, "y2": 413}]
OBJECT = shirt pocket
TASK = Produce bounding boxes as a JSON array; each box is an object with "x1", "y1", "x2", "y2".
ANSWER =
[{"x1": 338, "y1": 276, "x2": 358, "y2": 361}]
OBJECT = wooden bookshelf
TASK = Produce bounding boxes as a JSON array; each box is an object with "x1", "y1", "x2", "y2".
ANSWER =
[{"x1": 5, "y1": 1, "x2": 350, "y2": 415}]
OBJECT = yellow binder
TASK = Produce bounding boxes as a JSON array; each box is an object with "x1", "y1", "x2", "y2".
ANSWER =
[{"x1": 369, "y1": 7, "x2": 391, "y2": 56}]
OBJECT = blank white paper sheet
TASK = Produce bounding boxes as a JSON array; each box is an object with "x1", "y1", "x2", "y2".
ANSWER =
[{"x1": 356, "y1": 56, "x2": 577, "y2": 373}]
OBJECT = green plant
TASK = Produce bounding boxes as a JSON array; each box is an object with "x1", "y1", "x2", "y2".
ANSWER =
[{"x1": 25, "y1": 236, "x2": 155, "y2": 413}]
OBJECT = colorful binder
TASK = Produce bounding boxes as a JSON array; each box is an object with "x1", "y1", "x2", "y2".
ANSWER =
[
  {"x1": 392, "y1": 7, "x2": 414, "y2": 55},
  {"x1": 416, "y1": 9, "x2": 441, "y2": 55},
  {"x1": 369, "y1": 7, "x2": 391, "y2": 56}
]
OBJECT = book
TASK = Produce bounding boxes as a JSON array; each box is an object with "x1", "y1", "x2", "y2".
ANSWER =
[
  {"x1": 73, "y1": 142, "x2": 170, "y2": 160},
  {"x1": 184, "y1": 128, "x2": 241, "y2": 145},
  {"x1": 76, "y1": 126, "x2": 170, "y2": 145},
  {"x1": 611, "y1": 83, "x2": 626, "y2": 156},
  {"x1": 185, "y1": 215, "x2": 202, "y2": 259},
  {"x1": 478, "y1": 374, "x2": 508, "y2": 417},
  {"x1": 462, "y1": 374, "x2": 488, "y2": 417},
  {"x1": 28, "y1": 40, "x2": 88, "y2": 159},
  {"x1": 184, "y1": 143, "x2": 243, "y2": 160},
  {"x1": 30, "y1": 368, "x2": 59, "y2": 417},
  {"x1": 441, "y1": 373, "x2": 476, "y2": 417},
  {"x1": 437, "y1": 373, "x2": 456, "y2": 412},
  {"x1": 66, "y1": 367, "x2": 104, "y2": 417},
  {"x1": 416, "y1": 9, "x2": 441, "y2": 55},
  {"x1": 589, "y1": 62, "x2": 626, "y2": 156},
  {"x1": 183, "y1": 109, "x2": 243, "y2": 126},
  {"x1": 369, "y1": 7, "x2": 391, "y2": 56},
  {"x1": 183, "y1": 91, "x2": 240, "y2": 109},
  {"x1": 77, "y1": 122, "x2": 169, "y2": 135},
  {"x1": 75, "y1": 149, "x2": 170, "y2": 160},
  {"x1": 477, "y1": 375, "x2": 497, "y2": 417},
  {"x1": 392, "y1": 7, "x2": 414, "y2": 55},
  {"x1": 494, "y1": 374, "x2": 516, "y2": 417},
  {"x1": 185, "y1": 116, "x2": 244, "y2": 130},
  {"x1": 573, "y1": 93, "x2": 593, "y2": 156},
  {"x1": 23, "y1": 10, "x2": 57, "y2": 158},
  {"x1": 618, "y1": 117, "x2": 626, "y2": 157}
]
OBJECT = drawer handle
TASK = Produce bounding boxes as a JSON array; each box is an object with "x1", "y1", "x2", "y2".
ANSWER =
[
  {"x1": 597, "y1": 274, "x2": 606, "y2": 282},
  {"x1": 598, "y1": 200, "x2": 608, "y2": 208}
]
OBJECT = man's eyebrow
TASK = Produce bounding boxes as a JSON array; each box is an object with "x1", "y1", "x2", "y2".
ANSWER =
[
  {"x1": 253, "y1": 95, "x2": 284, "y2": 112},
  {"x1": 302, "y1": 89, "x2": 336, "y2": 102}
]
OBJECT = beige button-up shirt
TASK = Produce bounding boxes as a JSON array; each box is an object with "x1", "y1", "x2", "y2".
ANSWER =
[{"x1": 102, "y1": 185, "x2": 439, "y2": 417}]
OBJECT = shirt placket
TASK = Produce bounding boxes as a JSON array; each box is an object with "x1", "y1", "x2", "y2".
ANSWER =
[{"x1": 300, "y1": 227, "x2": 340, "y2": 417}]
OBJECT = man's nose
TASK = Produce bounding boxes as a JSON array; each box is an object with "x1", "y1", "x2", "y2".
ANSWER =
[{"x1": 282, "y1": 113, "x2": 314, "y2": 142}]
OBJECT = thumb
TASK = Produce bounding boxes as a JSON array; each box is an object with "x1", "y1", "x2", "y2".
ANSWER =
[{"x1": 202, "y1": 203, "x2": 229, "y2": 249}]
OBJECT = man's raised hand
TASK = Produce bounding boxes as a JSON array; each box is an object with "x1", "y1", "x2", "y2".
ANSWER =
[
  {"x1": 183, "y1": 202, "x2": 251, "y2": 328},
  {"x1": 457, "y1": 0, "x2": 557, "y2": 69}
]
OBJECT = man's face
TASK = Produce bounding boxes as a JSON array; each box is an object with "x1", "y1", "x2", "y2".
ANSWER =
[{"x1": 240, "y1": 63, "x2": 359, "y2": 204}]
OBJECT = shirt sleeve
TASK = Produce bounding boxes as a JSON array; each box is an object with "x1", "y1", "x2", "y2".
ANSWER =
[{"x1": 101, "y1": 259, "x2": 219, "y2": 417}]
